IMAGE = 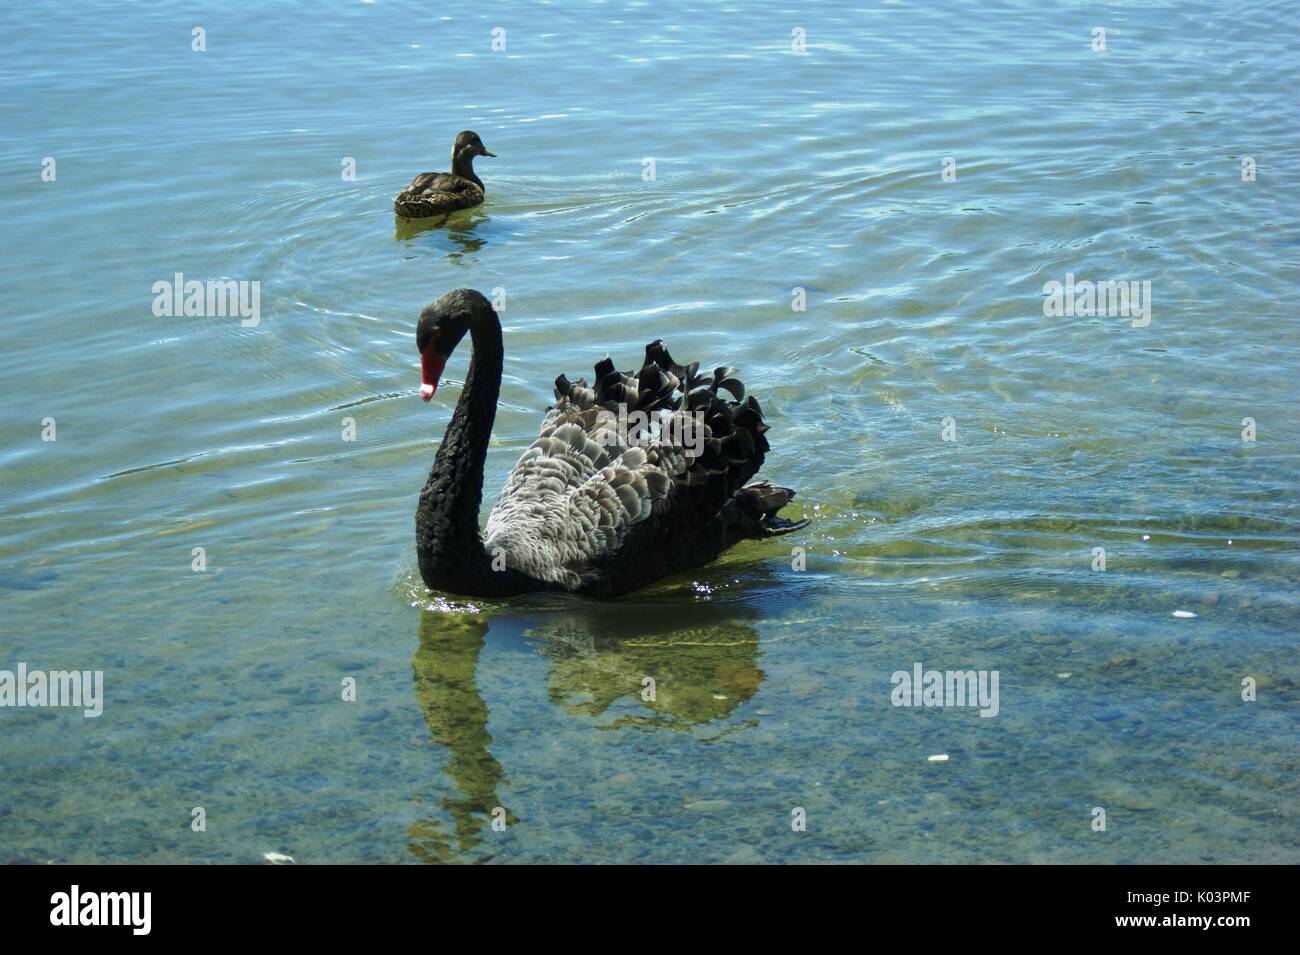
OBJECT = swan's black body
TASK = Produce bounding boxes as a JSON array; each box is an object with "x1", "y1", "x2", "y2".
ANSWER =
[{"x1": 414, "y1": 289, "x2": 808, "y2": 598}]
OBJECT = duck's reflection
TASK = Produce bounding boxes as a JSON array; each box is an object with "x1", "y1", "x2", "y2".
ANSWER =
[
  {"x1": 394, "y1": 209, "x2": 488, "y2": 259},
  {"x1": 405, "y1": 590, "x2": 767, "y2": 863}
]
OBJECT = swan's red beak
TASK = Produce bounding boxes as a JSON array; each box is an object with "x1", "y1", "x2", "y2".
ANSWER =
[{"x1": 420, "y1": 350, "x2": 446, "y2": 401}]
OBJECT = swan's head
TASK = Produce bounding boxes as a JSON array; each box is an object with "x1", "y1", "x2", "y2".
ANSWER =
[
  {"x1": 416, "y1": 289, "x2": 494, "y2": 401},
  {"x1": 453, "y1": 130, "x2": 496, "y2": 161}
]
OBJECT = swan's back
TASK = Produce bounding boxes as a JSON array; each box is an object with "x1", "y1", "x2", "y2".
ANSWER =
[{"x1": 485, "y1": 342, "x2": 795, "y2": 594}]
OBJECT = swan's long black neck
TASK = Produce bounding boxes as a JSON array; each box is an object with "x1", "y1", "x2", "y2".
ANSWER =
[
  {"x1": 451, "y1": 150, "x2": 484, "y2": 190},
  {"x1": 416, "y1": 315, "x2": 500, "y2": 592},
  {"x1": 415, "y1": 315, "x2": 542, "y2": 597}
]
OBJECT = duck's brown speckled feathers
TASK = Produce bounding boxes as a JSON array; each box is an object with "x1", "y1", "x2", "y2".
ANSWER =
[{"x1": 394, "y1": 131, "x2": 495, "y2": 218}]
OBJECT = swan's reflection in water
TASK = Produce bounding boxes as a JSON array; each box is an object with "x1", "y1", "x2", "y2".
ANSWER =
[
  {"x1": 405, "y1": 591, "x2": 766, "y2": 863},
  {"x1": 537, "y1": 617, "x2": 762, "y2": 731},
  {"x1": 394, "y1": 209, "x2": 488, "y2": 259},
  {"x1": 406, "y1": 611, "x2": 510, "y2": 863}
]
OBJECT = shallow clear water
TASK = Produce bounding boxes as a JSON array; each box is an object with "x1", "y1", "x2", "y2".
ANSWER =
[{"x1": 1, "y1": 0, "x2": 1297, "y2": 863}]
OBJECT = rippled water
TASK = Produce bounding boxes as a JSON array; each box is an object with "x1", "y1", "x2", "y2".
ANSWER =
[{"x1": 1, "y1": 1, "x2": 1297, "y2": 863}]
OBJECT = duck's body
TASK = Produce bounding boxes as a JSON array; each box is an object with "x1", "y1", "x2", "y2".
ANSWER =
[
  {"x1": 413, "y1": 289, "x2": 809, "y2": 599},
  {"x1": 394, "y1": 131, "x2": 495, "y2": 218}
]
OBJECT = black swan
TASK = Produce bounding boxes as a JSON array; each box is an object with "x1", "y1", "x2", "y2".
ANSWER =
[
  {"x1": 414, "y1": 289, "x2": 809, "y2": 598},
  {"x1": 394, "y1": 131, "x2": 496, "y2": 217}
]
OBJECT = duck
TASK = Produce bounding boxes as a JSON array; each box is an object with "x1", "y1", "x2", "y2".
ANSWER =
[
  {"x1": 413, "y1": 289, "x2": 810, "y2": 598},
  {"x1": 394, "y1": 131, "x2": 496, "y2": 218}
]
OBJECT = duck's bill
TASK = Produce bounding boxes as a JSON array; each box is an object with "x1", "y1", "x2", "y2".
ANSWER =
[
  {"x1": 481, "y1": 148, "x2": 497, "y2": 157},
  {"x1": 420, "y1": 352, "x2": 447, "y2": 401}
]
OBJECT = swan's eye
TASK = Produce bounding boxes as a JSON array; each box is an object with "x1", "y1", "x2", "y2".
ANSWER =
[{"x1": 417, "y1": 324, "x2": 439, "y2": 355}]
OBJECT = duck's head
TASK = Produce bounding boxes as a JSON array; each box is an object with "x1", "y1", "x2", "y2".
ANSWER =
[
  {"x1": 416, "y1": 289, "x2": 495, "y2": 400},
  {"x1": 453, "y1": 130, "x2": 496, "y2": 162}
]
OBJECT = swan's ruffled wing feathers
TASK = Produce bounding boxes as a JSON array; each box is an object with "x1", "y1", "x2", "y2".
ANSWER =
[{"x1": 484, "y1": 342, "x2": 772, "y2": 590}]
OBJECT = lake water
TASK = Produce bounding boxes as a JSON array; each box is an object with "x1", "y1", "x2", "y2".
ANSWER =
[{"x1": 1, "y1": 0, "x2": 1296, "y2": 863}]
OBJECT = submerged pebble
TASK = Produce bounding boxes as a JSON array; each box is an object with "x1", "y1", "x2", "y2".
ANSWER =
[
  {"x1": 684, "y1": 799, "x2": 732, "y2": 812},
  {"x1": 722, "y1": 845, "x2": 766, "y2": 865}
]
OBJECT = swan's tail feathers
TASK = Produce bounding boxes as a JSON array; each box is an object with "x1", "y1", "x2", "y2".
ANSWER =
[{"x1": 735, "y1": 481, "x2": 810, "y2": 539}]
